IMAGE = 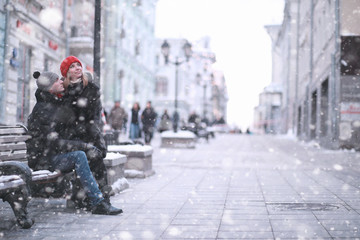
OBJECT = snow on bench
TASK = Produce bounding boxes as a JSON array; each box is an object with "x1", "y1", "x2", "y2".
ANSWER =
[
  {"x1": 107, "y1": 144, "x2": 155, "y2": 178},
  {"x1": 0, "y1": 175, "x2": 24, "y2": 191},
  {"x1": 103, "y1": 152, "x2": 129, "y2": 193},
  {"x1": 160, "y1": 130, "x2": 197, "y2": 148}
]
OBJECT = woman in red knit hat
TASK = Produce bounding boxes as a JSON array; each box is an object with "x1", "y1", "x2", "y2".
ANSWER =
[{"x1": 59, "y1": 56, "x2": 118, "y2": 214}]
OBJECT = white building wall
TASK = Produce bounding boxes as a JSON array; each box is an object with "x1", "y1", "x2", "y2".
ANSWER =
[
  {"x1": 1, "y1": 1, "x2": 65, "y2": 125},
  {"x1": 312, "y1": 0, "x2": 335, "y2": 82},
  {"x1": 102, "y1": 0, "x2": 158, "y2": 113}
]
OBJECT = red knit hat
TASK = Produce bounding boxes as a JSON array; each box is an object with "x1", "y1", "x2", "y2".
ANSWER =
[{"x1": 60, "y1": 56, "x2": 82, "y2": 77}]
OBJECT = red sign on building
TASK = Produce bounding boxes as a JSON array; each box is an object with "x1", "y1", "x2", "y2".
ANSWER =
[{"x1": 48, "y1": 40, "x2": 58, "y2": 51}]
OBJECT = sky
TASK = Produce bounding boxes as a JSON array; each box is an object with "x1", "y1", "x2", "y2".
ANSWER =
[{"x1": 155, "y1": 0, "x2": 285, "y2": 130}]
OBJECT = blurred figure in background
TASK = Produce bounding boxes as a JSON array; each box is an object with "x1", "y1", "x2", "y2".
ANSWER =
[
  {"x1": 108, "y1": 100, "x2": 128, "y2": 143},
  {"x1": 158, "y1": 109, "x2": 172, "y2": 133},
  {"x1": 141, "y1": 101, "x2": 157, "y2": 144},
  {"x1": 188, "y1": 111, "x2": 201, "y2": 125},
  {"x1": 129, "y1": 102, "x2": 142, "y2": 140}
]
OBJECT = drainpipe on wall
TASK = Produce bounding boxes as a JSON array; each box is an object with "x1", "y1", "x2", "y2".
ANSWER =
[
  {"x1": 295, "y1": 0, "x2": 300, "y2": 136},
  {"x1": 307, "y1": 0, "x2": 314, "y2": 140},
  {"x1": 62, "y1": 0, "x2": 69, "y2": 56},
  {"x1": 285, "y1": 4, "x2": 290, "y2": 134},
  {"x1": 1, "y1": 0, "x2": 11, "y2": 124},
  {"x1": 94, "y1": 0, "x2": 101, "y2": 88},
  {"x1": 331, "y1": 0, "x2": 340, "y2": 146},
  {"x1": 309, "y1": 0, "x2": 314, "y2": 85}
]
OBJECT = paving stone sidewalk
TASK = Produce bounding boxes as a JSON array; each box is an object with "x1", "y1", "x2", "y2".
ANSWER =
[{"x1": 1, "y1": 134, "x2": 360, "y2": 239}]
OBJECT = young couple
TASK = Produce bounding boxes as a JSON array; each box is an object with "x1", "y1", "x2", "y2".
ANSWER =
[{"x1": 26, "y1": 56, "x2": 122, "y2": 215}]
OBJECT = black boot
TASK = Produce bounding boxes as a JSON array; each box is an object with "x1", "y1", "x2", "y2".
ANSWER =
[
  {"x1": 92, "y1": 200, "x2": 123, "y2": 215},
  {"x1": 100, "y1": 185, "x2": 114, "y2": 204}
]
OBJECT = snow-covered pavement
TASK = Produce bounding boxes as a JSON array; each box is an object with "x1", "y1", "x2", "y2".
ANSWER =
[{"x1": 1, "y1": 133, "x2": 360, "y2": 239}]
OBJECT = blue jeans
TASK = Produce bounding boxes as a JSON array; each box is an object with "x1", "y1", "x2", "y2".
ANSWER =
[
  {"x1": 52, "y1": 151, "x2": 103, "y2": 206},
  {"x1": 130, "y1": 123, "x2": 140, "y2": 140}
]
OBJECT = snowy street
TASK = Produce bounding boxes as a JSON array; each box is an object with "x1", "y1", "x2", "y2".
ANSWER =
[{"x1": 1, "y1": 133, "x2": 360, "y2": 239}]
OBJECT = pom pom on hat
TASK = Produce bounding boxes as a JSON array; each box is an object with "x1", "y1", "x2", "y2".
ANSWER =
[
  {"x1": 33, "y1": 71, "x2": 40, "y2": 79},
  {"x1": 60, "y1": 56, "x2": 82, "y2": 77},
  {"x1": 33, "y1": 71, "x2": 59, "y2": 91}
]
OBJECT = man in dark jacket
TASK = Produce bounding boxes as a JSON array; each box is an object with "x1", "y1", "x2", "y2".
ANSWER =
[
  {"x1": 26, "y1": 71, "x2": 122, "y2": 215},
  {"x1": 141, "y1": 101, "x2": 157, "y2": 144}
]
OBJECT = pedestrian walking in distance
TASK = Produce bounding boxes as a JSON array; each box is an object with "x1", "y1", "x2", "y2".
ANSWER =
[
  {"x1": 159, "y1": 109, "x2": 172, "y2": 133},
  {"x1": 128, "y1": 102, "x2": 142, "y2": 140},
  {"x1": 141, "y1": 101, "x2": 158, "y2": 144},
  {"x1": 108, "y1": 100, "x2": 128, "y2": 143}
]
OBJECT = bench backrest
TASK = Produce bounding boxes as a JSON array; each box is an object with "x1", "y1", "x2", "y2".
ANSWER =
[{"x1": 0, "y1": 126, "x2": 30, "y2": 163}]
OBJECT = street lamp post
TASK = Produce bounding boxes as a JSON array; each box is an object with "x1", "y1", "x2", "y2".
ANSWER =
[
  {"x1": 161, "y1": 40, "x2": 192, "y2": 132},
  {"x1": 94, "y1": 0, "x2": 101, "y2": 87},
  {"x1": 196, "y1": 73, "x2": 208, "y2": 122},
  {"x1": 203, "y1": 82, "x2": 207, "y2": 120},
  {"x1": 197, "y1": 68, "x2": 212, "y2": 125}
]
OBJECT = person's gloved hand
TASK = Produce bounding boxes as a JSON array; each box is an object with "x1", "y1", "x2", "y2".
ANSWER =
[{"x1": 85, "y1": 144, "x2": 103, "y2": 160}]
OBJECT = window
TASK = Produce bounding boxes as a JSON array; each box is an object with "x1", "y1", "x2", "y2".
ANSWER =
[
  {"x1": 134, "y1": 80, "x2": 139, "y2": 95},
  {"x1": 155, "y1": 77, "x2": 168, "y2": 96},
  {"x1": 16, "y1": 45, "x2": 31, "y2": 123},
  {"x1": 320, "y1": 79, "x2": 329, "y2": 137},
  {"x1": 71, "y1": 26, "x2": 78, "y2": 37},
  {"x1": 341, "y1": 36, "x2": 360, "y2": 75},
  {"x1": 155, "y1": 55, "x2": 159, "y2": 66},
  {"x1": 44, "y1": 57, "x2": 54, "y2": 72},
  {"x1": 135, "y1": 39, "x2": 140, "y2": 56}
]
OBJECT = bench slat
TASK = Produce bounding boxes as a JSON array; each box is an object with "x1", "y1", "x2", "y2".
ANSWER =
[
  {"x1": 0, "y1": 153, "x2": 27, "y2": 161},
  {"x1": 31, "y1": 171, "x2": 62, "y2": 182},
  {"x1": 0, "y1": 143, "x2": 27, "y2": 152},
  {"x1": 0, "y1": 158, "x2": 28, "y2": 163},
  {"x1": 0, "y1": 128, "x2": 27, "y2": 135},
  {"x1": 0, "y1": 175, "x2": 22, "y2": 182},
  {"x1": 0, "y1": 179, "x2": 25, "y2": 191},
  {"x1": 0, "y1": 135, "x2": 30, "y2": 144}
]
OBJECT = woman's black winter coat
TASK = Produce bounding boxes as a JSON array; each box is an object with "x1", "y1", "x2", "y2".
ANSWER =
[{"x1": 61, "y1": 81, "x2": 107, "y2": 158}]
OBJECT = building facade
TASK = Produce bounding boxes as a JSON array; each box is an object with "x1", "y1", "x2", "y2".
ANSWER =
[
  {"x1": 260, "y1": 0, "x2": 360, "y2": 150},
  {"x1": 102, "y1": 0, "x2": 158, "y2": 113},
  {"x1": 66, "y1": 0, "x2": 95, "y2": 72},
  {"x1": 0, "y1": 1, "x2": 7, "y2": 122},
  {"x1": 254, "y1": 83, "x2": 282, "y2": 134},
  {"x1": 211, "y1": 70, "x2": 228, "y2": 124},
  {"x1": 0, "y1": 0, "x2": 158, "y2": 125},
  {"x1": 0, "y1": 0, "x2": 65, "y2": 125},
  {"x1": 153, "y1": 37, "x2": 227, "y2": 125},
  {"x1": 0, "y1": 1, "x2": 227, "y2": 128}
]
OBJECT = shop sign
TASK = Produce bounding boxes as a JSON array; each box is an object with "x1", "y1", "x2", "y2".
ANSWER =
[
  {"x1": 48, "y1": 40, "x2": 58, "y2": 51},
  {"x1": 16, "y1": 20, "x2": 31, "y2": 35},
  {"x1": 341, "y1": 102, "x2": 360, "y2": 121}
]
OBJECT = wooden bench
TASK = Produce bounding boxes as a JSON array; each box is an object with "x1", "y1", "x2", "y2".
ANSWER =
[
  {"x1": 0, "y1": 161, "x2": 33, "y2": 229},
  {"x1": 1, "y1": 125, "x2": 69, "y2": 228},
  {"x1": 0, "y1": 125, "x2": 128, "y2": 228},
  {"x1": 0, "y1": 126, "x2": 40, "y2": 228}
]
